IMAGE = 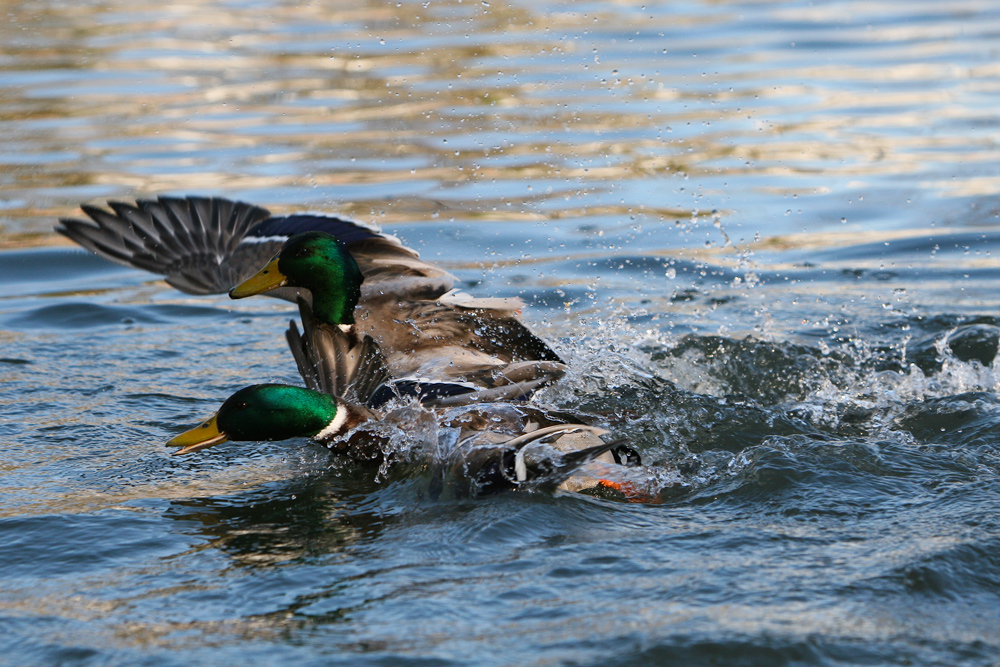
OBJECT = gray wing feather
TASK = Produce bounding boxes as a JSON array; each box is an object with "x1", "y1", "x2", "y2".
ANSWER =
[
  {"x1": 285, "y1": 298, "x2": 390, "y2": 405},
  {"x1": 57, "y1": 195, "x2": 454, "y2": 299},
  {"x1": 57, "y1": 196, "x2": 273, "y2": 295}
]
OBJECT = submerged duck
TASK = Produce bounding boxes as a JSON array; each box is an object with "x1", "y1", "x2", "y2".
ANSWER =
[
  {"x1": 57, "y1": 196, "x2": 566, "y2": 397},
  {"x1": 167, "y1": 333, "x2": 636, "y2": 498}
]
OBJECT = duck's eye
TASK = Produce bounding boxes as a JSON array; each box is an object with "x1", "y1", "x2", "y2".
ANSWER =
[
  {"x1": 293, "y1": 247, "x2": 311, "y2": 258},
  {"x1": 237, "y1": 401, "x2": 249, "y2": 410}
]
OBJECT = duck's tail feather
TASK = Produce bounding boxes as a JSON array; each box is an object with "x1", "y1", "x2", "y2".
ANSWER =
[
  {"x1": 529, "y1": 438, "x2": 627, "y2": 491},
  {"x1": 457, "y1": 312, "x2": 564, "y2": 364}
]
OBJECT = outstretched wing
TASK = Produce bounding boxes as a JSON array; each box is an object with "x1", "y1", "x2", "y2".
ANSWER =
[
  {"x1": 285, "y1": 298, "x2": 391, "y2": 403},
  {"x1": 56, "y1": 197, "x2": 273, "y2": 294},
  {"x1": 57, "y1": 195, "x2": 455, "y2": 299}
]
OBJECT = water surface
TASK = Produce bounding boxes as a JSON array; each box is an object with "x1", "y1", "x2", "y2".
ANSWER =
[{"x1": 3, "y1": 1, "x2": 1000, "y2": 665}]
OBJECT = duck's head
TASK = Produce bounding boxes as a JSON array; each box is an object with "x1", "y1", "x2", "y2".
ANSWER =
[
  {"x1": 230, "y1": 231, "x2": 363, "y2": 325},
  {"x1": 167, "y1": 384, "x2": 347, "y2": 455}
]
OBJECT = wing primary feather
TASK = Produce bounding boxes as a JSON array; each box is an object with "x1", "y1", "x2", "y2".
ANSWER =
[
  {"x1": 286, "y1": 320, "x2": 322, "y2": 391},
  {"x1": 347, "y1": 336, "x2": 393, "y2": 406},
  {"x1": 158, "y1": 197, "x2": 198, "y2": 258},
  {"x1": 136, "y1": 199, "x2": 187, "y2": 259}
]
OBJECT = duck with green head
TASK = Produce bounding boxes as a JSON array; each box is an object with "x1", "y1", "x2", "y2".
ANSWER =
[
  {"x1": 56, "y1": 197, "x2": 647, "y2": 498},
  {"x1": 230, "y1": 231, "x2": 362, "y2": 326},
  {"x1": 168, "y1": 322, "x2": 638, "y2": 498},
  {"x1": 229, "y1": 229, "x2": 567, "y2": 393},
  {"x1": 166, "y1": 381, "x2": 641, "y2": 499},
  {"x1": 57, "y1": 196, "x2": 568, "y2": 400}
]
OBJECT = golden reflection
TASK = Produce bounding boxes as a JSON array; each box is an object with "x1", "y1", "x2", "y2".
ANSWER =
[
  {"x1": 0, "y1": 0, "x2": 996, "y2": 243},
  {"x1": 0, "y1": 461, "x2": 308, "y2": 519}
]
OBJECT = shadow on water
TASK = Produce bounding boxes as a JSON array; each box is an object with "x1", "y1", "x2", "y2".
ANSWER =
[{"x1": 162, "y1": 471, "x2": 393, "y2": 568}]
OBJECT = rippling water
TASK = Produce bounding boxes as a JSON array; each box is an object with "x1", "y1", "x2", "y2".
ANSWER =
[{"x1": 4, "y1": 1, "x2": 1000, "y2": 665}]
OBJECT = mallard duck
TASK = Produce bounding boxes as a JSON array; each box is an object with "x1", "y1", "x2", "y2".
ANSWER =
[
  {"x1": 166, "y1": 329, "x2": 635, "y2": 498},
  {"x1": 167, "y1": 381, "x2": 632, "y2": 497},
  {"x1": 56, "y1": 196, "x2": 566, "y2": 397}
]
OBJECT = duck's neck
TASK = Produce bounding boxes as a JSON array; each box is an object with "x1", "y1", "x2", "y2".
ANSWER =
[
  {"x1": 302, "y1": 258, "x2": 363, "y2": 325},
  {"x1": 314, "y1": 400, "x2": 373, "y2": 441},
  {"x1": 311, "y1": 288, "x2": 358, "y2": 325},
  {"x1": 313, "y1": 400, "x2": 352, "y2": 441},
  {"x1": 315, "y1": 401, "x2": 382, "y2": 461}
]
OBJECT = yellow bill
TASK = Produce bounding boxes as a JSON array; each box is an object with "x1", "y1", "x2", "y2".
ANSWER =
[
  {"x1": 229, "y1": 257, "x2": 287, "y2": 298},
  {"x1": 167, "y1": 414, "x2": 229, "y2": 455}
]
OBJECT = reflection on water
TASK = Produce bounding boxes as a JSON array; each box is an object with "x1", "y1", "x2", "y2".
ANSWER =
[
  {"x1": 165, "y1": 475, "x2": 379, "y2": 567},
  {"x1": 3, "y1": 0, "x2": 1000, "y2": 246},
  {"x1": 5, "y1": 0, "x2": 1000, "y2": 665}
]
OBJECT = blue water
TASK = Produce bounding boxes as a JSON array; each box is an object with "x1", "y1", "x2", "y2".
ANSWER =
[{"x1": 4, "y1": 1, "x2": 1000, "y2": 665}]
